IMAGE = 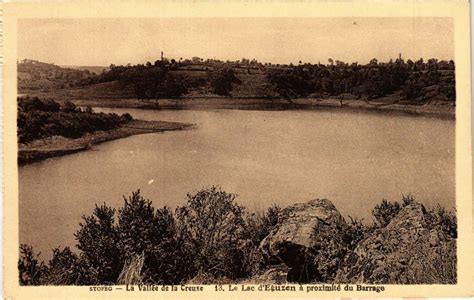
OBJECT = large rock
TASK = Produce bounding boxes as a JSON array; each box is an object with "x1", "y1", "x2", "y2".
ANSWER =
[
  {"x1": 336, "y1": 202, "x2": 456, "y2": 284},
  {"x1": 259, "y1": 199, "x2": 347, "y2": 282}
]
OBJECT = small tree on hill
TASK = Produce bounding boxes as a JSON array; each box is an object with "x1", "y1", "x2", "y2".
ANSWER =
[{"x1": 208, "y1": 67, "x2": 241, "y2": 96}]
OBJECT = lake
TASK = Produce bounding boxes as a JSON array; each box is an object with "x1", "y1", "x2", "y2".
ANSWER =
[{"x1": 19, "y1": 107, "x2": 455, "y2": 258}]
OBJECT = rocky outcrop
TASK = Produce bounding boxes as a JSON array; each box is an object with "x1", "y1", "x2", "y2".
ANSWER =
[
  {"x1": 257, "y1": 199, "x2": 456, "y2": 284},
  {"x1": 336, "y1": 202, "x2": 456, "y2": 284},
  {"x1": 259, "y1": 199, "x2": 347, "y2": 282}
]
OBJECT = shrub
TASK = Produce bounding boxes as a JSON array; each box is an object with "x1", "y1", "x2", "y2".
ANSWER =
[
  {"x1": 343, "y1": 216, "x2": 373, "y2": 250},
  {"x1": 162, "y1": 74, "x2": 187, "y2": 98},
  {"x1": 120, "y1": 113, "x2": 133, "y2": 123},
  {"x1": 401, "y1": 194, "x2": 416, "y2": 206},
  {"x1": 208, "y1": 67, "x2": 240, "y2": 96},
  {"x1": 309, "y1": 221, "x2": 349, "y2": 282},
  {"x1": 74, "y1": 204, "x2": 122, "y2": 284},
  {"x1": 431, "y1": 204, "x2": 457, "y2": 238},
  {"x1": 242, "y1": 205, "x2": 282, "y2": 276},
  {"x1": 144, "y1": 207, "x2": 188, "y2": 284},
  {"x1": 19, "y1": 189, "x2": 458, "y2": 285},
  {"x1": 44, "y1": 247, "x2": 98, "y2": 285},
  {"x1": 18, "y1": 244, "x2": 45, "y2": 285},
  {"x1": 175, "y1": 186, "x2": 248, "y2": 279},
  {"x1": 371, "y1": 199, "x2": 402, "y2": 227},
  {"x1": 18, "y1": 97, "x2": 61, "y2": 112},
  {"x1": 116, "y1": 191, "x2": 185, "y2": 284},
  {"x1": 117, "y1": 190, "x2": 158, "y2": 259},
  {"x1": 61, "y1": 101, "x2": 78, "y2": 113},
  {"x1": 245, "y1": 204, "x2": 281, "y2": 246}
]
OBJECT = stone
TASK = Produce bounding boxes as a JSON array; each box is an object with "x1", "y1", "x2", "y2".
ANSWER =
[
  {"x1": 259, "y1": 199, "x2": 347, "y2": 282},
  {"x1": 336, "y1": 202, "x2": 456, "y2": 284}
]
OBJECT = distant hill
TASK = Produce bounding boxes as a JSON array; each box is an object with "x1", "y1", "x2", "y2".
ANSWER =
[
  {"x1": 18, "y1": 58, "x2": 456, "y2": 107},
  {"x1": 61, "y1": 65, "x2": 110, "y2": 75},
  {"x1": 18, "y1": 59, "x2": 97, "y2": 92}
]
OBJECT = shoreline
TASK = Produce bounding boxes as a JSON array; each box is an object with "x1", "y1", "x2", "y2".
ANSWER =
[
  {"x1": 18, "y1": 119, "x2": 194, "y2": 165},
  {"x1": 19, "y1": 89, "x2": 456, "y2": 119},
  {"x1": 65, "y1": 97, "x2": 456, "y2": 119}
]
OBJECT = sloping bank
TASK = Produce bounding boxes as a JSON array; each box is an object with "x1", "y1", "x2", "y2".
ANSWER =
[
  {"x1": 64, "y1": 97, "x2": 455, "y2": 119},
  {"x1": 18, "y1": 120, "x2": 194, "y2": 165}
]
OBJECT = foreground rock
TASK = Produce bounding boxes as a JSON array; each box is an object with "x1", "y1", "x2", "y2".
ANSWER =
[
  {"x1": 336, "y1": 202, "x2": 456, "y2": 284},
  {"x1": 259, "y1": 199, "x2": 347, "y2": 282}
]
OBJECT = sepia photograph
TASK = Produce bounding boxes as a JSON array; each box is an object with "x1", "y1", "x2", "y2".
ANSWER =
[{"x1": 2, "y1": 1, "x2": 473, "y2": 298}]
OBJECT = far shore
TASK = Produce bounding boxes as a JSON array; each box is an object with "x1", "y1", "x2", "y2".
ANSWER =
[
  {"x1": 59, "y1": 97, "x2": 456, "y2": 120},
  {"x1": 18, "y1": 119, "x2": 194, "y2": 165},
  {"x1": 19, "y1": 87, "x2": 456, "y2": 119}
]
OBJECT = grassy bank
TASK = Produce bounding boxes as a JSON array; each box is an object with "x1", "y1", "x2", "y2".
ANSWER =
[{"x1": 18, "y1": 119, "x2": 193, "y2": 165}]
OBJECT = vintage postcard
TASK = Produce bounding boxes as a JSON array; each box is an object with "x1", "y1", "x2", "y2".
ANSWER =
[{"x1": 2, "y1": 0, "x2": 473, "y2": 298}]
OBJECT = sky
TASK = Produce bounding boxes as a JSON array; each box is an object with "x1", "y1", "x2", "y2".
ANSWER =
[{"x1": 18, "y1": 17, "x2": 454, "y2": 66}]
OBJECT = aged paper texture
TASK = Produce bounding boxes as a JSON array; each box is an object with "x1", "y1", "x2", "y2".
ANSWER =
[{"x1": 2, "y1": 0, "x2": 473, "y2": 298}]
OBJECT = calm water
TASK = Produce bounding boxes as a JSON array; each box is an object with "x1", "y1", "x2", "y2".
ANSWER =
[{"x1": 19, "y1": 108, "x2": 455, "y2": 258}]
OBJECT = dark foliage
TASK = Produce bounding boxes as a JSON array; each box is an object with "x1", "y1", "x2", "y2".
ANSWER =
[
  {"x1": 343, "y1": 216, "x2": 374, "y2": 250},
  {"x1": 266, "y1": 58, "x2": 455, "y2": 102},
  {"x1": 245, "y1": 204, "x2": 281, "y2": 246},
  {"x1": 18, "y1": 244, "x2": 45, "y2": 285},
  {"x1": 145, "y1": 207, "x2": 189, "y2": 284},
  {"x1": 431, "y1": 204, "x2": 457, "y2": 238},
  {"x1": 17, "y1": 97, "x2": 133, "y2": 143},
  {"x1": 176, "y1": 186, "x2": 250, "y2": 279},
  {"x1": 308, "y1": 215, "x2": 373, "y2": 283},
  {"x1": 44, "y1": 247, "x2": 98, "y2": 285},
  {"x1": 116, "y1": 190, "x2": 185, "y2": 284},
  {"x1": 309, "y1": 221, "x2": 349, "y2": 282},
  {"x1": 19, "y1": 190, "x2": 456, "y2": 285},
  {"x1": 81, "y1": 64, "x2": 187, "y2": 100},
  {"x1": 207, "y1": 66, "x2": 241, "y2": 96},
  {"x1": 74, "y1": 204, "x2": 121, "y2": 284},
  {"x1": 19, "y1": 57, "x2": 455, "y2": 103},
  {"x1": 371, "y1": 199, "x2": 402, "y2": 228}
]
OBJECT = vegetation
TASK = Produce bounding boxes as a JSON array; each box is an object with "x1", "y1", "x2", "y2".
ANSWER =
[
  {"x1": 78, "y1": 63, "x2": 189, "y2": 101},
  {"x1": 19, "y1": 187, "x2": 456, "y2": 285},
  {"x1": 19, "y1": 57, "x2": 455, "y2": 105},
  {"x1": 207, "y1": 66, "x2": 241, "y2": 96},
  {"x1": 17, "y1": 97, "x2": 133, "y2": 143},
  {"x1": 19, "y1": 187, "x2": 278, "y2": 285},
  {"x1": 18, "y1": 59, "x2": 95, "y2": 91},
  {"x1": 266, "y1": 58, "x2": 455, "y2": 102}
]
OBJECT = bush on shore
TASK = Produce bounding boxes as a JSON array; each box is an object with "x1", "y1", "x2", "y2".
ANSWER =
[{"x1": 19, "y1": 187, "x2": 456, "y2": 285}]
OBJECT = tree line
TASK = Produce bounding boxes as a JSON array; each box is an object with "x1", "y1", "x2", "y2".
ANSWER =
[
  {"x1": 80, "y1": 61, "x2": 241, "y2": 99},
  {"x1": 17, "y1": 97, "x2": 132, "y2": 143},
  {"x1": 19, "y1": 57, "x2": 456, "y2": 103},
  {"x1": 78, "y1": 56, "x2": 455, "y2": 103},
  {"x1": 18, "y1": 59, "x2": 94, "y2": 91},
  {"x1": 266, "y1": 58, "x2": 455, "y2": 102}
]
